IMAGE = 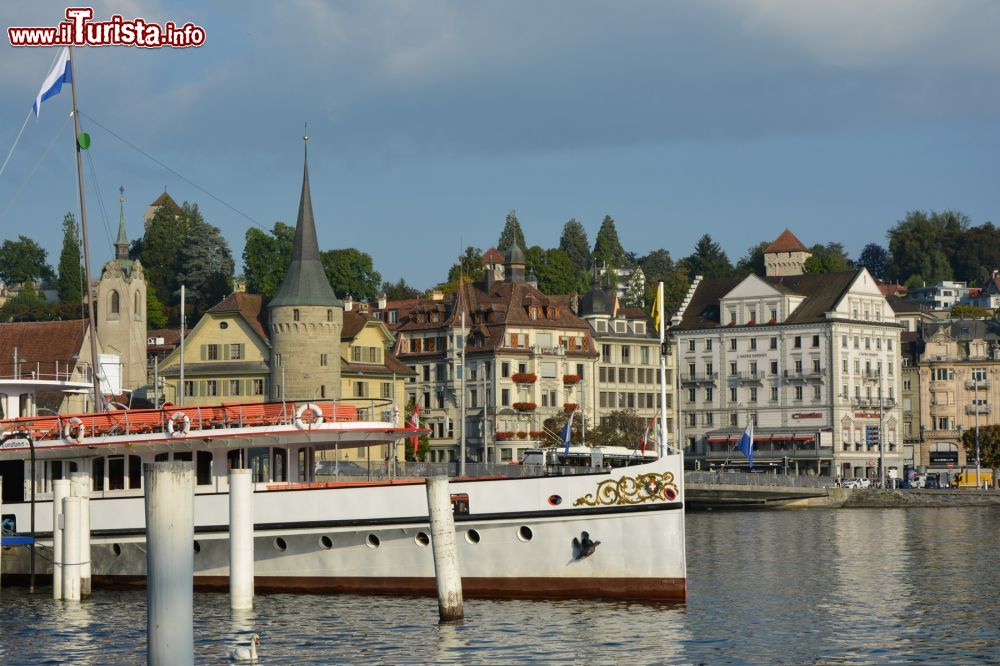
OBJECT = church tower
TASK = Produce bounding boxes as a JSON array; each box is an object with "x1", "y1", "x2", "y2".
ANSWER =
[
  {"x1": 96, "y1": 187, "x2": 147, "y2": 391},
  {"x1": 268, "y1": 134, "x2": 343, "y2": 401}
]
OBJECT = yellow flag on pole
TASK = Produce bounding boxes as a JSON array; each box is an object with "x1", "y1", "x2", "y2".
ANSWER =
[{"x1": 651, "y1": 282, "x2": 662, "y2": 333}]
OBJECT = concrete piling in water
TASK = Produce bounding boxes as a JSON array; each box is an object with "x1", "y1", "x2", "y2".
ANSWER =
[
  {"x1": 228, "y1": 469, "x2": 254, "y2": 610},
  {"x1": 51, "y1": 478, "x2": 70, "y2": 600},
  {"x1": 70, "y1": 472, "x2": 91, "y2": 597},
  {"x1": 62, "y1": 496, "x2": 82, "y2": 602},
  {"x1": 144, "y1": 462, "x2": 194, "y2": 666},
  {"x1": 425, "y1": 476, "x2": 464, "y2": 622}
]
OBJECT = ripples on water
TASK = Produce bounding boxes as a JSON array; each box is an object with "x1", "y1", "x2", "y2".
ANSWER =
[{"x1": 1, "y1": 507, "x2": 998, "y2": 664}]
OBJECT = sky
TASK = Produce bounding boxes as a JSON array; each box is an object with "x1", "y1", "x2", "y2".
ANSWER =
[{"x1": 1, "y1": 1, "x2": 999, "y2": 290}]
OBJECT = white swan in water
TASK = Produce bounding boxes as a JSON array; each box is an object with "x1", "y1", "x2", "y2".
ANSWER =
[{"x1": 230, "y1": 634, "x2": 261, "y2": 662}]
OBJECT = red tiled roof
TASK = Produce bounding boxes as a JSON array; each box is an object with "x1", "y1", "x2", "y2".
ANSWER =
[
  {"x1": 764, "y1": 229, "x2": 808, "y2": 254},
  {"x1": 208, "y1": 292, "x2": 268, "y2": 342},
  {"x1": 146, "y1": 328, "x2": 182, "y2": 346},
  {"x1": 150, "y1": 191, "x2": 181, "y2": 213},
  {"x1": 877, "y1": 283, "x2": 907, "y2": 296},
  {"x1": 0, "y1": 319, "x2": 89, "y2": 376},
  {"x1": 481, "y1": 247, "x2": 504, "y2": 264}
]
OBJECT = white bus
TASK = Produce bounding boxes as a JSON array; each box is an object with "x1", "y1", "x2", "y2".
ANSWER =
[{"x1": 521, "y1": 446, "x2": 657, "y2": 469}]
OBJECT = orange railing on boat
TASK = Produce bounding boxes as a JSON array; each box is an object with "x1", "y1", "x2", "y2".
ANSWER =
[{"x1": 0, "y1": 399, "x2": 374, "y2": 444}]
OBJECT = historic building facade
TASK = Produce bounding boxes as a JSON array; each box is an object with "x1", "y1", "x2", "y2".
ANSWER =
[
  {"x1": 915, "y1": 319, "x2": 1000, "y2": 476},
  {"x1": 673, "y1": 230, "x2": 904, "y2": 479},
  {"x1": 391, "y1": 242, "x2": 600, "y2": 464}
]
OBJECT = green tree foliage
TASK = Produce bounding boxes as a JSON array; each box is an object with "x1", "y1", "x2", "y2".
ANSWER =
[
  {"x1": 0, "y1": 282, "x2": 56, "y2": 322},
  {"x1": 0, "y1": 235, "x2": 54, "y2": 285},
  {"x1": 242, "y1": 222, "x2": 294, "y2": 297},
  {"x1": 950, "y1": 305, "x2": 992, "y2": 319},
  {"x1": 623, "y1": 268, "x2": 645, "y2": 308},
  {"x1": 592, "y1": 215, "x2": 626, "y2": 269},
  {"x1": 589, "y1": 409, "x2": 646, "y2": 449},
  {"x1": 534, "y1": 248, "x2": 579, "y2": 295},
  {"x1": 888, "y1": 210, "x2": 968, "y2": 286},
  {"x1": 950, "y1": 222, "x2": 1000, "y2": 285},
  {"x1": 857, "y1": 243, "x2": 890, "y2": 280},
  {"x1": 558, "y1": 218, "x2": 591, "y2": 272},
  {"x1": 497, "y1": 210, "x2": 526, "y2": 253},
  {"x1": 803, "y1": 242, "x2": 854, "y2": 274},
  {"x1": 524, "y1": 245, "x2": 545, "y2": 276},
  {"x1": 734, "y1": 241, "x2": 770, "y2": 278},
  {"x1": 643, "y1": 265, "x2": 691, "y2": 319},
  {"x1": 138, "y1": 201, "x2": 234, "y2": 313},
  {"x1": 181, "y1": 211, "x2": 235, "y2": 313},
  {"x1": 445, "y1": 247, "x2": 485, "y2": 285},
  {"x1": 56, "y1": 213, "x2": 83, "y2": 304},
  {"x1": 381, "y1": 278, "x2": 422, "y2": 300},
  {"x1": 542, "y1": 412, "x2": 595, "y2": 446},
  {"x1": 639, "y1": 249, "x2": 674, "y2": 284},
  {"x1": 961, "y1": 424, "x2": 1000, "y2": 478},
  {"x1": 681, "y1": 234, "x2": 732, "y2": 279},
  {"x1": 321, "y1": 248, "x2": 382, "y2": 301},
  {"x1": 146, "y1": 287, "x2": 168, "y2": 328}
]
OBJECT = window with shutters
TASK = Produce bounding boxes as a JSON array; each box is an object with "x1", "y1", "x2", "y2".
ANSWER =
[
  {"x1": 229, "y1": 380, "x2": 241, "y2": 396},
  {"x1": 229, "y1": 344, "x2": 243, "y2": 360},
  {"x1": 354, "y1": 382, "x2": 368, "y2": 398},
  {"x1": 381, "y1": 382, "x2": 392, "y2": 398},
  {"x1": 252, "y1": 379, "x2": 264, "y2": 395},
  {"x1": 206, "y1": 344, "x2": 220, "y2": 361},
  {"x1": 206, "y1": 380, "x2": 218, "y2": 396}
]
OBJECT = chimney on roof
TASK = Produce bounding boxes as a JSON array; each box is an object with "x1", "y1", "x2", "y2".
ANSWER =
[
  {"x1": 431, "y1": 289, "x2": 444, "y2": 301},
  {"x1": 377, "y1": 291, "x2": 387, "y2": 309},
  {"x1": 763, "y1": 229, "x2": 811, "y2": 277},
  {"x1": 343, "y1": 293, "x2": 353, "y2": 311}
]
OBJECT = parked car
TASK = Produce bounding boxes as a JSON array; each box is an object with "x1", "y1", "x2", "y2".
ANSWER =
[{"x1": 842, "y1": 478, "x2": 871, "y2": 489}]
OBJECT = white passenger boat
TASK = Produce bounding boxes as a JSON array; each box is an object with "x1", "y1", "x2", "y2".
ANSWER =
[{"x1": 0, "y1": 389, "x2": 687, "y2": 600}]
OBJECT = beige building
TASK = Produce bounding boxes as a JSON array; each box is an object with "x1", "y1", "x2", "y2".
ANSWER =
[
  {"x1": 577, "y1": 279, "x2": 676, "y2": 447},
  {"x1": 915, "y1": 319, "x2": 1000, "y2": 476}
]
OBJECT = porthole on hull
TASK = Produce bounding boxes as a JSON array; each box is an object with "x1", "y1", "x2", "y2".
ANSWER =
[
  {"x1": 193, "y1": 540, "x2": 201, "y2": 553},
  {"x1": 320, "y1": 535, "x2": 333, "y2": 549},
  {"x1": 415, "y1": 532, "x2": 430, "y2": 547},
  {"x1": 112, "y1": 543, "x2": 122, "y2": 557},
  {"x1": 273, "y1": 537, "x2": 287, "y2": 551},
  {"x1": 517, "y1": 526, "x2": 533, "y2": 542},
  {"x1": 466, "y1": 529, "x2": 481, "y2": 544},
  {"x1": 367, "y1": 534, "x2": 381, "y2": 548}
]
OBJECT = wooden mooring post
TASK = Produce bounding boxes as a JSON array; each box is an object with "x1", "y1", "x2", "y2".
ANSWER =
[{"x1": 425, "y1": 476, "x2": 464, "y2": 622}]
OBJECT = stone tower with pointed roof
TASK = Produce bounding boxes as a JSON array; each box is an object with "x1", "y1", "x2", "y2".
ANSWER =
[
  {"x1": 268, "y1": 137, "x2": 343, "y2": 401},
  {"x1": 764, "y1": 229, "x2": 812, "y2": 277},
  {"x1": 96, "y1": 186, "x2": 147, "y2": 391}
]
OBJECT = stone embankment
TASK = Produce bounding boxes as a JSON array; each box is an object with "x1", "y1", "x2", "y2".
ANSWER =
[{"x1": 845, "y1": 488, "x2": 1000, "y2": 508}]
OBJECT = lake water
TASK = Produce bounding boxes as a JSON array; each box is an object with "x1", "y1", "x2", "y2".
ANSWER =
[{"x1": 2, "y1": 507, "x2": 998, "y2": 664}]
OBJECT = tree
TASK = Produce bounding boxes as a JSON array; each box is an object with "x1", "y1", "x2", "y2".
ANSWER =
[
  {"x1": 888, "y1": 210, "x2": 967, "y2": 286},
  {"x1": 497, "y1": 210, "x2": 526, "y2": 253},
  {"x1": 0, "y1": 235, "x2": 54, "y2": 285},
  {"x1": 803, "y1": 242, "x2": 854, "y2": 274},
  {"x1": 589, "y1": 409, "x2": 646, "y2": 449},
  {"x1": 558, "y1": 219, "x2": 591, "y2": 272},
  {"x1": 321, "y1": 248, "x2": 382, "y2": 301},
  {"x1": 146, "y1": 287, "x2": 168, "y2": 328},
  {"x1": 56, "y1": 213, "x2": 83, "y2": 304},
  {"x1": 639, "y1": 249, "x2": 674, "y2": 284},
  {"x1": 242, "y1": 222, "x2": 294, "y2": 297},
  {"x1": 950, "y1": 222, "x2": 1000, "y2": 285},
  {"x1": 0, "y1": 282, "x2": 55, "y2": 322},
  {"x1": 961, "y1": 424, "x2": 1000, "y2": 483},
  {"x1": 445, "y1": 247, "x2": 485, "y2": 286},
  {"x1": 681, "y1": 234, "x2": 732, "y2": 279},
  {"x1": 592, "y1": 215, "x2": 626, "y2": 269},
  {"x1": 534, "y1": 249, "x2": 579, "y2": 295},
  {"x1": 623, "y1": 268, "x2": 645, "y2": 308},
  {"x1": 856, "y1": 243, "x2": 890, "y2": 280},
  {"x1": 180, "y1": 211, "x2": 235, "y2": 313},
  {"x1": 950, "y1": 305, "x2": 992, "y2": 319},
  {"x1": 734, "y1": 241, "x2": 770, "y2": 278},
  {"x1": 138, "y1": 204, "x2": 189, "y2": 305},
  {"x1": 381, "y1": 278, "x2": 422, "y2": 300},
  {"x1": 643, "y1": 264, "x2": 690, "y2": 319}
]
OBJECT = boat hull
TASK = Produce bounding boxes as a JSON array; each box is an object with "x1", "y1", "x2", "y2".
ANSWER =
[{"x1": 1, "y1": 457, "x2": 687, "y2": 600}]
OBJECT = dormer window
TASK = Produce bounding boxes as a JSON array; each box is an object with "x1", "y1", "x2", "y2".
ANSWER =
[{"x1": 530, "y1": 306, "x2": 540, "y2": 320}]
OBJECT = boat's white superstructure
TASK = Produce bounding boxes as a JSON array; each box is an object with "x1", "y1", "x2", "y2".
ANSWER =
[{"x1": 0, "y1": 395, "x2": 686, "y2": 600}]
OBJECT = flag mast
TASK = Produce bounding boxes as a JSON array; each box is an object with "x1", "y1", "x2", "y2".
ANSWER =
[
  {"x1": 657, "y1": 281, "x2": 669, "y2": 456},
  {"x1": 67, "y1": 46, "x2": 104, "y2": 412}
]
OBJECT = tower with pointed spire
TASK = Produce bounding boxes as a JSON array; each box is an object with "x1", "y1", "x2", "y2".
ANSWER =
[
  {"x1": 96, "y1": 186, "x2": 148, "y2": 391},
  {"x1": 268, "y1": 133, "x2": 344, "y2": 401}
]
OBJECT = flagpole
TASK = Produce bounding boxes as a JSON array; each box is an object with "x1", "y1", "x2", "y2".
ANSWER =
[
  {"x1": 68, "y1": 46, "x2": 104, "y2": 412},
  {"x1": 657, "y1": 281, "x2": 668, "y2": 457}
]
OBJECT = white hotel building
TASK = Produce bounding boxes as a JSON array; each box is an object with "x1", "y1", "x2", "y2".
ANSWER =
[{"x1": 671, "y1": 230, "x2": 904, "y2": 480}]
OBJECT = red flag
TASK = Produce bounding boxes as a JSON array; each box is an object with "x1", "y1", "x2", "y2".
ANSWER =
[
  {"x1": 409, "y1": 403, "x2": 421, "y2": 458},
  {"x1": 641, "y1": 414, "x2": 656, "y2": 456}
]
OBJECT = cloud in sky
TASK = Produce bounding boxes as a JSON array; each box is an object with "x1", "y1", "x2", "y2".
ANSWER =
[{"x1": 1, "y1": 1, "x2": 999, "y2": 288}]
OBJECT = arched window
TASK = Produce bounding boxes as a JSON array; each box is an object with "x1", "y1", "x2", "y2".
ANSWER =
[
  {"x1": 327, "y1": 309, "x2": 333, "y2": 322},
  {"x1": 109, "y1": 290, "x2": 120, "y2": 317},
  {"x1": 293, "y1": 308, "x2": 300, "y2": 322},
  {"x1": 134, "y1": 292, "x2": 141, "y2": 317}
]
